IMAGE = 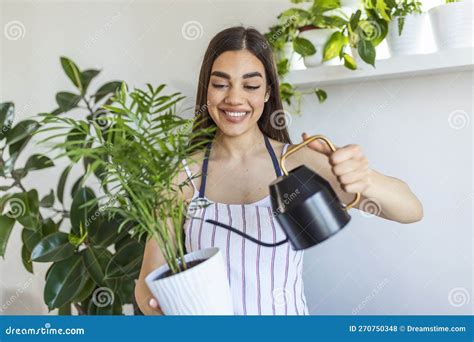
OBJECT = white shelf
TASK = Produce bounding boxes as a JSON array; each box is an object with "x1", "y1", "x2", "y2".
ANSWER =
[{"x1": 284, "y1": 47, "x2": 474, "y2": 88}]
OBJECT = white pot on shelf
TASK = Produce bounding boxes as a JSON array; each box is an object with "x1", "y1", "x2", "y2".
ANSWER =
[
  {"x1": 145, "y1": 247, "x2": 234, "y2": 315},
  {"x1": 386, "y1": 13, "x2": 426, "y2": 56},
  {"x1": 299, "y1": 27, "x2": 340, "y2": 67},
  {"x1": 277, "y1": 42, "x2": 306, "y2": 71},
  {"x1": 340, "y1": 0, "x2": 361, "y2": 12},
  {"x1": 429, "y1": 0, "x2": 474, "y2": 50}
]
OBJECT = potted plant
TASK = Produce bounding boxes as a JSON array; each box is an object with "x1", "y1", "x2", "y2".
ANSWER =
[
  {"x1": 429, "y1": 0, "x2": 473, "y2": 50},
  {"x1": 296, "y1": 0, "x2": 348, "y2": 67},
  {"x1": 385, "y1": 0, "x2": 425, "y2": 56},
  {"x1": 40, "y1": 82, "x2": 235, "y2": 315}
]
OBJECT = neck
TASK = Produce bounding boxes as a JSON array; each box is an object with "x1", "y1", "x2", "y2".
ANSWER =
[{"x1": 213, "y1": 127, "x2": 265, "y2": 159}]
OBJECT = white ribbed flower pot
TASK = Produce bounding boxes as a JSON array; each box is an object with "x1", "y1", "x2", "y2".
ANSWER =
[
  {"x1": 145, "y1": 247, "x2": 234, "y2": 315},
  {"x1": 299, "y1": 28, "x2": 340, "y2": 67},
  {"x1": 276, "y1": 42, "x2": 305, "y2": 71},
  {"x1": 429, "y1": 0, "x2": 474, "y2": 50},
  {"x1": 387, "y1": 14, "x2": 426, "y2": 56}
]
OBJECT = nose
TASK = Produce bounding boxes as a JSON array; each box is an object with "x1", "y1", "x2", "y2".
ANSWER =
[{"x1": 224, "y1": 86, "x2": 244, "y2": 106}]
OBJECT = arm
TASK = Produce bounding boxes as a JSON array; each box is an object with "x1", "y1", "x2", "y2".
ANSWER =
[
  {"x1": 135, "y1": 238, "x2": 165, "y2": 315},
  {"x1": 294, "y1": 133, "x2": 423, "y2": 224}
]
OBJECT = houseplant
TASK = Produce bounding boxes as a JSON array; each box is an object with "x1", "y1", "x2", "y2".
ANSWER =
[
  {"x1": 0, "y1": 57, "x2": 147, "y2": 315},
  {"x1": 429, "y1": 0, "x2": 473, "y2": 50},
  {"x1": 39, "y1": 81, "x2": 235, "y2": 315},
  {"x1": 385, "y1": 0, "x2": 424, "y2": 56}
]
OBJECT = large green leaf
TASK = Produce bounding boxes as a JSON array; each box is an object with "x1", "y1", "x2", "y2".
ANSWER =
[
  {"x1": 40, "y1": 190, "x2": 55, "y2": 208},
  {"x1": 24, "y1": 154, "x2": 54, "y2": 171},
  {"x1": 57, "y1": 165, "x2": 72, "y2": 204},
  {"x1": 357, "y1": 39, "x2": 376, "y2": 67},
  {"x1": 60, "y1": 57, "x2": 82, "y2": 91},
  {"x1": 43, "y1": 253, "x2": 87, "y2": 310},
  {"x1": 323, "y1": 31, "x2": 343, "y2": 61},
  {"x1": 117, "y1": 277, "x2": 135, "y2": 305},
  {"x1": 0, "y1": 102, "x2": 14, "y2": 140},
  {"x1": 31, "y1": 232, "x2": 75, "y2": 262},
  {"x1": 72, "y1": 277, "x2": 96, "y2": 303},
  {"x1": 82, "y1": 247, "x2": 114, "y2": 286},
  {"x1": 40, "y1": 217, "x2": 58, "y2": 236},
  {"x1": 21, "y1": 244, "x2": 33, "y2": 273},
  {"x1": 94, "y1": 81, "x2": 122, "y2": 104},
  {"x1": 5, "y1": 120, "x2": 39, "y2": 146},
  {"x1": 56, "y1": 92, "x2": 81, "y2": 113},
  {"x1": 292, "y1": 37, "x2": 316, "y2": 57},
  {"x1": 0, "y1": 215, "x2": 15, "y2": 258},
  {"x1": 105, "y1": 240, "x2": 144, "y2": 279},
  {"x1": 4, "y1": 190, "x2": 40, "y2": 229},
  {"x1": 89, "y1": 214, "x2": 131, "y2": 248},
  {"x1": 22, "y1": 228, "x2": 42, "y2": 255},
  {"x1": 80, "y1": 69, "x2": 101, "y2": 94},
  {"x1": 70, "y1": 187, "x2": 98, "y2": 234}
]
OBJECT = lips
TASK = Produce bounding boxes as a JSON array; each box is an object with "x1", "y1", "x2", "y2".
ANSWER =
[{"x1": 218, "y1": 108, "x2": 251, "y2": 123}]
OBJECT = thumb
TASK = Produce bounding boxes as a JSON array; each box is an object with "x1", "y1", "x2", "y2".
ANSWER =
[{"x1": 301, "y1": 132, "x2": 333, "y2": 157}]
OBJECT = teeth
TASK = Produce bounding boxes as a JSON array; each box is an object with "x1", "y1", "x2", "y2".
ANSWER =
[{"x1": 224, "y1": 111, "x2": 247, "y2": 117}]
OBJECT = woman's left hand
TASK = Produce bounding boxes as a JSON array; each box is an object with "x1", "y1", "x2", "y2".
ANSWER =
[{"x1": 302, "y1": 132, "x2": 372, "y2": 195}]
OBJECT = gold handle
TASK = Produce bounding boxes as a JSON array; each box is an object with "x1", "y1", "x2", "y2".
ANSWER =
[{"x1": 280, "y1": 134, "x2": 361, "y2": 211}]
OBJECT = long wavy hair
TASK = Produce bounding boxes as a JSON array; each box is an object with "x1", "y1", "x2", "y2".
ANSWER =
[{"x1": 190, "y1": 26, "x2": 292, "y2": 149}]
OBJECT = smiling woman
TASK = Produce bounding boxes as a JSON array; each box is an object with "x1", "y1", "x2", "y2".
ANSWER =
[{"x1": 135, "y1": 25, "x2": 423, "y2": 316}]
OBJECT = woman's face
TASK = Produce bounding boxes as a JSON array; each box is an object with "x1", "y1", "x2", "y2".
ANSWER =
[{"x1": 206, "y1": 49, "x2": 269, "y2": 137}]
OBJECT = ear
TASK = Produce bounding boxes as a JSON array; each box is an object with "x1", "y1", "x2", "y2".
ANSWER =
[{"x1": 264, "y1": 87, "x2": 271, "y2": 102}]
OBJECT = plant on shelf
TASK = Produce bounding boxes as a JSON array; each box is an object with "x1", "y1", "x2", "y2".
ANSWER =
[
  {"x1": 386, "y1": 0, "x2": 423, "y2": 36},
  {"x1": 264, "y1": 0, "x2": 392, "y2": 112},
  {"x1": 0, "y1": 57, "x2": 149, "y2": 315},
  {"x1": 264, "y1": 0, "x2": 349, "y2": 112}
]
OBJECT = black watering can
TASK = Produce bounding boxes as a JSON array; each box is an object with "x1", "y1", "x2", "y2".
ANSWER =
[{"x1": 200, "y1": 135, "x2": 360, "y2": 251}]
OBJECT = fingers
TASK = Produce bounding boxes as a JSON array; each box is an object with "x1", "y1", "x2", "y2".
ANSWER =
[
  {"x1": 332, "y1": 156, "x2": 369, "y2": 176},
  {"x1": 329, "y1": 144, "x2": 363, "y2": 165},
  {"x1": 149, "y1": 297, "x2": 164, "y2": 315}
]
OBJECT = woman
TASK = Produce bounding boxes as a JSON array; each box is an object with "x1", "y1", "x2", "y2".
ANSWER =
[{"x1": 135, "y1": 26, "x2": 423, "y2": 315}]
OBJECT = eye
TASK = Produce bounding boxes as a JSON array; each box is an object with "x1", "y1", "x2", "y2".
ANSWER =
[
  {"x1": 211, "y1": 83, "x2": 228, "y2": 88},
  {"x1": 245, "y1": 85, "x2": 261, "y2": 90}
]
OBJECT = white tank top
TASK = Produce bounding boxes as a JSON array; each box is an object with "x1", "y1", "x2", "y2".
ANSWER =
[{"x1": 181, "y1": 138, "x2": 308, "y2": 315}]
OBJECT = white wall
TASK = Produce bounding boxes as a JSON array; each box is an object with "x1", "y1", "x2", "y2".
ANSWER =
[{"x1": 0, "y1": 0, "x2": 471, "y2": 315}]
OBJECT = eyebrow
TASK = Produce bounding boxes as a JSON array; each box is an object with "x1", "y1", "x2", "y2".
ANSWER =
[{"x1": 210, "y1": 71, "x2": 263, "y2": 80}]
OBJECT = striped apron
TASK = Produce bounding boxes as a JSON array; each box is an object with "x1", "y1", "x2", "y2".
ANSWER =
[{"x1": 182, "y1": 135, "x2": 309, "y2": 315}]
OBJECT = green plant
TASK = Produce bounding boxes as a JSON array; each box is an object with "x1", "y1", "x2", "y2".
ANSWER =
[
  {"x1": 264, "y1": 0, "x2": 347, "y2": 112},
  {"x1": 0, "y1": 57, "x2": 146, "y2": 315},
  {"x1": 39, "y1": 83, "x2": 215, "y2": 275},
  {"x1": 387, "y1": 0, "x2": 423, "y2": 35}
]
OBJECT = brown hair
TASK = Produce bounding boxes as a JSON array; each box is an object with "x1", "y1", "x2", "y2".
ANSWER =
[{"x1": 191, "y1": 26, "x2": 292, "y2": 149}]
